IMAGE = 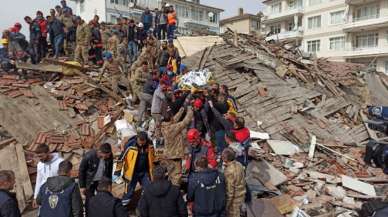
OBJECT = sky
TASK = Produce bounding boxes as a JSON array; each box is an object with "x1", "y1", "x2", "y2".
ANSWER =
[{"x1": 0, "y1": 0, "x2": 263, "y2": 35}]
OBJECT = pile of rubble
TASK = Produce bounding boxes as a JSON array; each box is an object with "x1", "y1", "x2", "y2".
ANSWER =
[{"x1": 185, "y1": 30, "x2": 388, "y2": 216}]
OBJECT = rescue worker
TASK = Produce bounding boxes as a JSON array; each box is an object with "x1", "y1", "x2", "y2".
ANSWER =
[
  {"x1": 167, "y1": 5, "x2": 177, "y2": 40},
  {"x1": 101, "y1": 51, "x2": 122, "y2": 94},
  {"x1": 127, "y1": 19, "x2": 138, "y2": 64},
  {"x1": 37, "y1": 161, "x2": 83, "y2": 217},
  {"x1": 90, "y1": 15, "x2": 103, "y2": 65},
  {"x1": 78, "y1": 143, "x2": 113, "y2": 216},
  {"x1": 32, "y1": 144, "x2": 64, "y2": 209},
  {"x1": 116, "y1": 131, "x2": 155, "y2": 206},
  {"x1": 137, "y1": 165, "x2": 188, "y2": 217},
  {"x1": 107, "y1": 31, "x2": 120, "y2": 58},
  {"x1": 35, "y1": 11, "x2": 48, "y2": 59},
  {"x1": 141, "y1": 8, "x2": 153, "y2": 32},
  {"x1": 185, "y1": 129, "x2": 217, "y2": 175},
  {"x1": 187, "y1": 157, "x2": 226, "y2": 217},
  {"x1": 100, "y1": 23, "x2": 111, "y2": 51},
  {"x1": 74, "y1": 16, "x2": 91, "y2": 65},
  {"x1": 59, "y1": 8, "x2": 75, "y2": 57},
  {"x1": 137, "y1": 73, "x2": 159, "y2": 124},
  {"x1": 0, "y1": 170, "x2": 21, "y2": 217},
  {"x1": 88, "y1": 178, "x2": 128, "y2": 217},
  {"x1": 166, "y1": 39, "x2": 180, "y2": 74},
  {"x1": 131, "y1": 61, "x2": 151, "y2": 102},
  {"x1": 24, "y1": 16, "x2": 41, "y2": 64},
  {"x1": 48, "y1": 13, "x2": 65, "y2": 58},
  {"x1": 160, "y1": 106, "x2": 194, "y2": 186},
  {"x1": 222, "y1": 148, "x2": 246, "y2": 217}
]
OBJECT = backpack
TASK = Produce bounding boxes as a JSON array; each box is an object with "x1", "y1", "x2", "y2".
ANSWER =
[
  {"x1": 194, "y1": 173, "x2": 226, "y2": 216},
  {"x1": 359, "y1": 200, "x2": 388, "y2": 217},
  {"x1": 39, "y1": 182, "x2": 76, "y2": 217}
]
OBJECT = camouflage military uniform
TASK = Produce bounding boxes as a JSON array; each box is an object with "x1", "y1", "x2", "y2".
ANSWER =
[
  {"x1": 59, "y1": 15, "x2": 76, "y2": 56},
  {"x1": 224, "y1": 161, "x2": 246, "y2": 217},
  {"x1": 75, "y1": 22, "x2": 91, "y2": 65},
  {"x1": 101, "y1": 59, "x2": 122, "y2": 94},
  {"x1": 130, "y1": 66, "x2": 150, "y2": 101},
  {"x1": 107, "y1": 35, "x2": 119, "y2": 58}
]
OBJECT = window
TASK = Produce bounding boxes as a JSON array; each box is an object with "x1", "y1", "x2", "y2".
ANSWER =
[
  {"x1": 307, "y1": 40, "x2": 320, "y2": 52},
  {"x1": 110, "y1": 0, "x2": 118, "y2": 4},
  {"x1": 199, "y1": 11, "x2": 204, "y2": 21},
  {"x1": 270, "y1": 24, "x2": 281, "y2": 34},
  {"x1": 271, "y1": 2, "x2": 282, "y2": 14},
  {"x1": 251, "y1": 21, "x2": 259, "y2": 30},
  {"x1": 123, "y1": 0, "x2": 128, "y2": 5},
  {"x1": 309, "y1": 0, "x2": 322, "y2": 6},
  {"x1": 355, "y1": 32, "x2": 378, "y2": 49},
  {"x1": 308, "y1": 16, "x2": 321, "y2": 29},
  {"x1": 330, "y1": 10, "x2": 344, "y2": 24},
  {"x1": 209, "y1": 12, "x2": 217, "y2": 23},
  {"x1": 288, "y1": 0, "x2": 302, "y2": 9},
  {"x1": 355, "y1": 4, "x2": 379, "y2": 21},
  {"x1": 192, "y1": 8, "x2": 199, "y2": 21},
  {"x1": 385, "y1": 61, "x2": 388, "y2": 74},
  {"x1": 287, "y1": 21, "x2": 294, "y2": 31},
  {"x1": 329, "y1": 36, "x2": 345, "y2": 50}
]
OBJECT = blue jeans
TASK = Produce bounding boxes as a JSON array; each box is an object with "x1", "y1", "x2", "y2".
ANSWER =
[
  {"x1": 167, "y1": 24, "x2": 176, "y2": 40},
  {"x1": 128, "y1": 41, "x2": 138, "y2": 63},
  {"x1": 53, "y1": 34, "x2": 64, "y2": 58},
  {"x1": 122, "y1": 172, "x2": 150, "y2": 204},
  {"x1": 215, "y1": 130, "x2": 226, "y2": 154}
]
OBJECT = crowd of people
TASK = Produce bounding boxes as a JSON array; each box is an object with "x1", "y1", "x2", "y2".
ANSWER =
[{"x1": 0, "y1": 1, "x2": 254, "y2": 217}]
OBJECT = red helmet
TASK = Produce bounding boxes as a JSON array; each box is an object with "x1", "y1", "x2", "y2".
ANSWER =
[
  {"x1": 187, "y1": 129, "x2": 200, "y2": 142},
  {"x1": 14, "y1": 23, "x2": 22, "y2": 28},
  {"x1": 193, "y1": 99, "x2": 203, "y2": 109}
]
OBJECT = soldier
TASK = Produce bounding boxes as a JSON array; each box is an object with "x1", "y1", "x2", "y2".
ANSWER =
[
  {"x1": 74, "y1": 16, "x2": 91, "y2": 65},
  {"x1": 107, "y1": 31, "x2": 120, "y2": 58},
  {"x1": 59, "y1": 8, "x2": 75, "y2": 57},
  {"x1": 101, "y1": 51, "x2": 123, "y2": 94},
  {"x1": 131, "y1": 61, "x2": 150, "y2": 102},
  {"x1": 222, "y1": 148, "x2": 246, "y2": 217},
  {"x1": 100, "y1": 23, "x2": 111, "y2": 51}
]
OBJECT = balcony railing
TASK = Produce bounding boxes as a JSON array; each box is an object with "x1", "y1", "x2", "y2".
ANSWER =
[{"x1": 353, "y1": 13, "x2": 379, "y2": 22}]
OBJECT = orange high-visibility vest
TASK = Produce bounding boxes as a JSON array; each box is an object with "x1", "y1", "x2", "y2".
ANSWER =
[{"x1": 168, "y1": 11, "x2": 177, "y2": 25}]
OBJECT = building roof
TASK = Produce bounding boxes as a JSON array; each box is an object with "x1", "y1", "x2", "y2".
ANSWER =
[
  {"x1": 220, "y1": 14, "x2": 260, "y2": 26},
  {"x1": 164, "y1": 0, "x2": 224, "y2": 12}
]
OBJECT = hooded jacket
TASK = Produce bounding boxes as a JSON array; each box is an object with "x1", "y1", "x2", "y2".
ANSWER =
[
  {"x1": 0, "y1": 190, "x2": 20, "y2": 217},
  {"x1": 138, "y1": 180, "x2": 187, "y2": 217},
  {"x1": 88, "y1": 191, "x2": 128, "y2": 217},
  {"x1": 36, "y1": 176, "x2": 83, "y2": 217},
  {"x1": 34, "y1": 153, "x2": 64, "y2": 199},
  {"x1": 187, "y1": 169, "x2": 226, "y2": 217}
]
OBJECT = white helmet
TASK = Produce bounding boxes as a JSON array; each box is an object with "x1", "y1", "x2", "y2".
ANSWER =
[
  {"x1": 138, "y1": 22, "x2": 144, "y2": 28},
  {"x1": 165, "y1": 3, "x2": 171, "y2": 7}
]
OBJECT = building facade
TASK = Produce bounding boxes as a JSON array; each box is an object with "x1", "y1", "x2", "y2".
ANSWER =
[
  {"x1": 71, "y1": 0, "x2": 223, "y2": 35},
  {"x1": 262, "y1": 0, "x2": 388, "y2": 73},
  {"x1": 220, "y1": 8, "x2": 262, "y2": 34}
]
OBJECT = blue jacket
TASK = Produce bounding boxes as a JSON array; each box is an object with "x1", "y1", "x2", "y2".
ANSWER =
[
  {"x1": 187, "y1": 169, "x2": 226, "y2": 217},
  {"x1": 141, "y1": 12, "x2": 153, "y2": 25},
  {"x1": 0, "y1": 190, "x2": 21, "y2": 217}
]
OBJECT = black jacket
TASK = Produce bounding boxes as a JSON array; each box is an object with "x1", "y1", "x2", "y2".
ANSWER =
[
  {"x1": 138, "y1": 180, "x2": 187, "y2": 217},
  {"x1": 36, "y1": 176, "x2": 83, "y2": 217},
  {"x1": 78, "y1": 150, "x2": 113, "y2": 188},
  {"x1": 0, "y1": 190, "x2": 21, "y2": 217},
  {"x1": 88, "y1": 191, "x2": 128, "y2": 217},
  {"x1": 128, "y1": 25, "x2": 136, "y2": 42},
  {"x1": 187, "y1": 169, "x2": 226, "y2": 217}
]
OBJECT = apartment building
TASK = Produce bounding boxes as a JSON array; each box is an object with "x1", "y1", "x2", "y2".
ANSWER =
[
  {"x1": 220, "y1": 8, "x2": 262, "y2": 34},
  {"x1": 70, "y1": 0, "x2": 223, "y2": 35},
  {"x1": 262, "y1": 0, "x2": 388, "y2": 73}
]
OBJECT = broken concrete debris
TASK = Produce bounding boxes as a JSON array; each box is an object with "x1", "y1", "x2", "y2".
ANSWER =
[{"x1": 183, "y1": 29, "x2": 388, "y2": 216}]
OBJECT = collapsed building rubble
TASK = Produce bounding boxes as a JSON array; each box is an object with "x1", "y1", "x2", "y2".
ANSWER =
[
  {"x1": 184, "y1": 30, "x2": 388, "y2": 216},
  {"x1": 0, "y1": 30, "x2": 387, "y2": 216}
]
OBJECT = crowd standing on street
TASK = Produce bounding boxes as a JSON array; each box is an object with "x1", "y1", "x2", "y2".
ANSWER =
[{"x1": 0, "y1": 1, "x2": 252, "y2": 217}]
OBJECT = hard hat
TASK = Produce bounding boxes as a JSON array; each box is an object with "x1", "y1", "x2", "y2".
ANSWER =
[
  {"x1": 193, "y1": 99, "x2": 203, "y2": 109},
  {"x1": 138, "y1": 22, "x2": 144, "y2": 28},
  {"x1": 14, "y1": 23, "x2": 22, "y2": 28},
  {"x1": 187, "y1": 129, "x2": 200, "y2": 142},
  {"x1": 102, "y1": 51, "x2": 113, "y2": 60},
  {"x1": 165, "y1": 3, "x2": 171, "y2": 7}
]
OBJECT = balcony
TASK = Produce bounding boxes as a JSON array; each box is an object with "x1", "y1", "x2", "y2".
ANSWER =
[
  {"x1": 343, "y1": 15, "x2": 388, "y2": 32},
  {"x1": 343, "y1": 46, "x2": 388, "y2": 58},
  {"x1": 265, "y1": 29, "x2": 303, "y2": 41},
  {"x1": 345, "y1": 0, "x2": 378, "y2": 5},
  {"x1": 263, "y1": 7, "x2": 303, "y2": 23}
]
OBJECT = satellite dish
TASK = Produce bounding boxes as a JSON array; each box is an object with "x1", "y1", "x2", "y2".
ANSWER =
[
  {"x1": 208, "y1": 12, "x2": 214, "y2": 18},
  {"x1": 129, "y1": 2, "x2": 135, "y2": 8}
]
